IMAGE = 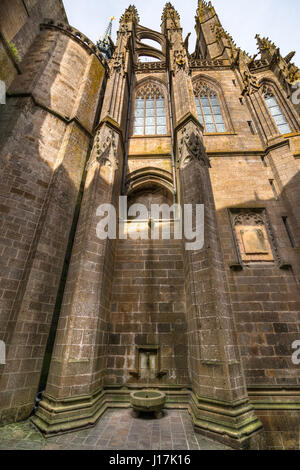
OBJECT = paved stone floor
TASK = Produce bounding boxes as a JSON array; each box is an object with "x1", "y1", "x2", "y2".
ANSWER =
[{"x1": 0, "y1": 409, "x2": 231, "y2": 450}]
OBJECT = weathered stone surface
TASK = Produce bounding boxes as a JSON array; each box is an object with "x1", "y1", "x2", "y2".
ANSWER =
[{"x1": 0, "y1": 0, "x2": 299, "y2": 450}]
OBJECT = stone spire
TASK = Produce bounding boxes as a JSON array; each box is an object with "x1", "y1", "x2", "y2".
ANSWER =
[
  {"x1": 97, "y1": 17, "x2": 115, "y2": 59},
  {"x1": 120, "y1": 4, "x2": 140, "y2": 24},
  {"x1": 194, "y1": 0, "x2": 237, "y2": 61},
  {"x1": 161, "y1": 2, "x2": 181, "y2": 32},
  {"x1": 255, "y1": 34, "x2": 300, "y2": 95},
  {"x1": 255, "y1": 34, "x2": 278, "y2": 60},
  {"x1": 196, "y1": 0, "x2": 215, "y2": 23}
]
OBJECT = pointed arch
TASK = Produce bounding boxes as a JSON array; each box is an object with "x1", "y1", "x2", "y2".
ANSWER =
[
  {"x1": 126, "y1": 169, "x2": 174, "y2": 219},
  {"x1": 192, "y1": 74, "x2": 233, "y2": 133},
  {"x1": 259, "y1": 78, "x2": 299, "y2": 134},
  {"x1": 131, "y1": 78, "x2": 169, "y2": 136},
  {"x1": 126, "y1": 167, "x2": 174, "y2": 195}
]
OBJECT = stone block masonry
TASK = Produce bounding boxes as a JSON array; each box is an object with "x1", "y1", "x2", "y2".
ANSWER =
[
  {"x1": 1, "y1": 0, "x2": 300, "y2": 451},
  {"x1": 107, "y1": 237, "x2": 189, "y2": 386},
  {"x1": 0, "y1": 23, "x2": 105, "y2": 425}
]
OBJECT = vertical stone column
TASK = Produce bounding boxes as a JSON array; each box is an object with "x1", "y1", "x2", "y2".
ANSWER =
[
  {"x1": 177, "y1": 123, "x2": 262, "y2": 449},
  {"x1": 266, "y1": 141, "x2": 300, "y2": 277},
  {"x1": 33, "y1": 7, "x2": 138, "y2": 435},
  {"x1": 161, "y1": 3, "x2": 263, "y2": 449},
  {"x1": 32, "y1": 125, "x2": 123, "y2": 434}
]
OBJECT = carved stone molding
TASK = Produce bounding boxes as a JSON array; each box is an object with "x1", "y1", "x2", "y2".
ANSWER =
[
  {"x1": 174, "y1": 50, "x2": 188, "y2": 72},
  {"x1": 161, "y1": 3, "x2": 181, "y2": 28},
  {"x1": 120, "y1": 5, "x2": 140, "y2": 24},
  {"x1": 178, "y1": 127, "x2": 210, "y2": 169},
  {"x1": 241, "y1": 71, "x2": 260, "y2": 96},
  {"x1": 230, "y1": 209, "x2": 281, "y2": 265},
  {"x1": 89, "y1": 128, "x2": 119, "y2": 171},
  {"x1": 232, "y1": 211, "x2": 265, "y2": 227},
  {"x1": 135, "y1": 62, "x2": 166, "y2": 73},
  {"x1": 189, "y1": 58, "x2": 227, "y2": 69},
  {"x1": 249, "y1": 58, "x2": 270, "y2": 71},
  {"x1": 136, "y1": 81, "x2": 164, "y2": 99},
  {"x1": 109, "y1": 52, "x2": 126, "y2": 76}
]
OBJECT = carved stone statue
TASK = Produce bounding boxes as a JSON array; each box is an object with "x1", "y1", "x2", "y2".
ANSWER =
[
  {"x1": 96, "y1": 129, "x2": 119, "y2": 171},
  {"x1": 178, "y1": 127, "x2": 210, "y2": 169}
]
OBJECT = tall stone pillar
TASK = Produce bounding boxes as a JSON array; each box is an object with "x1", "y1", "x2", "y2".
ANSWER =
[
  {"x1": 162, "y1": 2, "x2": 263, "y2": 449},
  {"x1": 33, "y1": 7, "x2": 138, "y2": 435}
]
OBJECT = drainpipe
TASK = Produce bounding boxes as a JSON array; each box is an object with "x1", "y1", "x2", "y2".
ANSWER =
[{"x1": 167, "y1": 67, "x2": 177, "y2": 202}]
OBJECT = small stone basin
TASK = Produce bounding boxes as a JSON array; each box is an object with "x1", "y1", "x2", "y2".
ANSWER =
[{"x1": 130, "y1": 390, "x2": 166, "y2": 417}]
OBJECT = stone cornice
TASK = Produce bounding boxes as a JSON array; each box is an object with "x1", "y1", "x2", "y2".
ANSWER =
[{"x1": 6, "y1": 92, "x2": 93, "y2": 138}]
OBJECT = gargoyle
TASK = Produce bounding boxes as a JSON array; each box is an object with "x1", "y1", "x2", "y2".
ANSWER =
[{"x1": 184, "y1": 33, "x2": 191, "y2": 55}]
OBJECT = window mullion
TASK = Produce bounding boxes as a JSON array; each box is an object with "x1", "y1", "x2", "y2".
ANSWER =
[
  {"x1": 144, "y1": 97, "x2": 146, "y2": 135},
  {"x1": 209, "y1": 95, "x2": 217, "y2": 133},
  {"x1": 199, "y1": 96, "x2": 206, "y2": 132},
  {"x1": 155, "y1": 97, "x2": 157, "y2": 135}
]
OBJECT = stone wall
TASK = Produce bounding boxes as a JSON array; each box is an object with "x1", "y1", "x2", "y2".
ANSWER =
[
  {"x1": 0, "y1": 26, "x2": 105, "y2": 425},
  {"x1": 1, "y1": 0, "x2": 299, "y2": 450},
  {"x1": 106, "y1": 235, "x2": 189, "y2": 386},
  {"x1": 0, "y1": 0, "x2": 68, "y2": 87},
  {"x1": 196, "y1": 67, "x2": 300, "y2": 449},
  {"x1": 0, "y1": 0, "x2": 67, "y2": 58}
]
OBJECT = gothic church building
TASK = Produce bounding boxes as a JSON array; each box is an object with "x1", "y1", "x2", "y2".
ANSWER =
[{"x1": 0, "y1": 0, "x2": 300, "y2": 450}]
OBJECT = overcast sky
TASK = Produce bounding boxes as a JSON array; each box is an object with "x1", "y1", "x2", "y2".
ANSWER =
[{"x1": 63, "y1": 0, "x2": 299, "y2": 66}]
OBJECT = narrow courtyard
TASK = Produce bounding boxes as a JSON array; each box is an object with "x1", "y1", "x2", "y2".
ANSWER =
[{"x1": 0, "y1": 409, "x2": 230, "y2": 451}]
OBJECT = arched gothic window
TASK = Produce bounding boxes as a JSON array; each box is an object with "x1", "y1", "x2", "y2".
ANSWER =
[
  {"x1": 263, "y1": 88, "x2": 291, "y2": 135},
  {"x1": 133, "y1": 82, "x2": 167, "y2": 136},
  {"x1": 194, "y1": 82, "x2": 226, "y2": 133}
]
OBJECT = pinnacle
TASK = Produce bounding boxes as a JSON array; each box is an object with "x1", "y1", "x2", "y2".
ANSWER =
[
  {"x1": 198, "y1": 0, "x2": 213, "y2": 9},
  {"x1": 161, "y1": 2, "x2": 180, "y2": 21}
]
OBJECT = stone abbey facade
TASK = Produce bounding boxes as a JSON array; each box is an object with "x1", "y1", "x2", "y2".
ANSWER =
[{"x1": 0, "y1": 0, "x2": 300, "y2": 450}]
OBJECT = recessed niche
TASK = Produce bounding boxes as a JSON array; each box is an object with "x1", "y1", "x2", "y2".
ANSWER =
[{"x1": 129, "y1": 346, "x2": 167, "y2": 381}]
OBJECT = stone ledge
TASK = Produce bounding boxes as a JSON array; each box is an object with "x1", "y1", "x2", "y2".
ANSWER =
[
  {"x1": 31, "y1": 386, "x2": 191, "y2": 437},
  {"x1": 31, "y1": 385, "x2": 264, "y2": 449},
  {"x1": 6, "y1": 92, "x2": 93, "y2": 138},
  {"x1": 30, "y1": 385, "x2": 300, "y2": 447},
  {"x1": 189, "y1": 393, "x2": 264, "y2": 450}
]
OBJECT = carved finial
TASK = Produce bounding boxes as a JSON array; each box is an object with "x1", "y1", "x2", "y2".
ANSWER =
[
  {"x1": 196, "y1": 0, "x2": 214, "y2": 22},
  {"x1": 120, "y1": 4, "x2": 139, "y2": 24},
  {"x1": 198, "y1": 0, "x2": 213, "y2": 8},
  {"x1": 161, "y1": 2, "x2": 180, "y2": 23},
  {"x1": 255, "y1": 34, "x2": 277, "y2": 54}
]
